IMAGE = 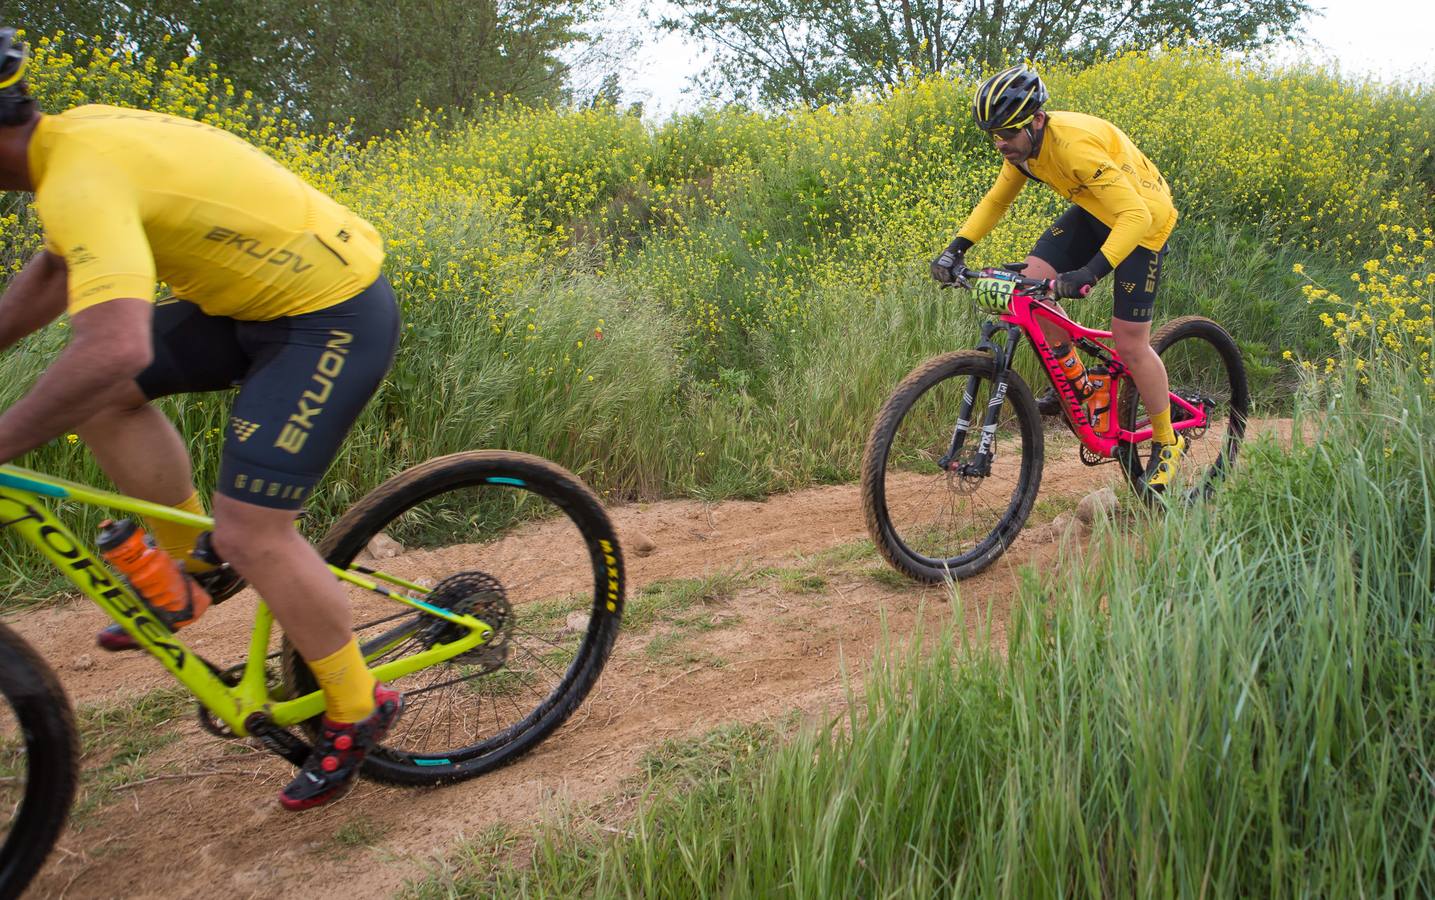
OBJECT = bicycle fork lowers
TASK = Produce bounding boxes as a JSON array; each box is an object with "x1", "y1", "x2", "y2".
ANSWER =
[{"x1": 940, "y1": 320, "x2": 1026, "y2": 478}]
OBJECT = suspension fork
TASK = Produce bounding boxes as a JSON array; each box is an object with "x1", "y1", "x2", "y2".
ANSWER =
[{"x1": 938, "y1": 322, "x2": 1025, "y2": 476}]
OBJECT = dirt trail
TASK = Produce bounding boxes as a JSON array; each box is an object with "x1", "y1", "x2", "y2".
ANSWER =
[{"x1": 13, "y1": 421, "x2": 1290, "y2": 899}]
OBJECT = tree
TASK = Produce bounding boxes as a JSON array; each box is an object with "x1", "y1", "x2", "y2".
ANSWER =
[
  {"x1": 657, "y1": 0, "x2": 1313, "y2": 107},
  {"x1": 294, "y1": 0, "x2": 595, "y2": 135},
  {"x1": 10, "y1": 0, "x2": 610, "y2": 135}
]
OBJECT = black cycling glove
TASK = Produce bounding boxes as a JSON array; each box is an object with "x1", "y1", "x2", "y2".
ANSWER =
[
  {"x1": 1053, "y1": 253, "x2": 1113, "y2": 299},
  {"x1": 930, "y1": 236, "x2": 974, "y2": 284}
]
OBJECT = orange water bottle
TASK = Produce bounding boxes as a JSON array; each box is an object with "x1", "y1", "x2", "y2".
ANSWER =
[{"x1": 97, "y1": 519, "x2": 212, "y2": 628}]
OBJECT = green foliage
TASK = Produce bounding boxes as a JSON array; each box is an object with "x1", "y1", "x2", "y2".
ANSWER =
[
  {"x1": 659, "y1": 0, "x2": 1313, "y2": 106},
  {"x1": 11, "y1": 2, "x2": 603, "y2": 135},
  {"x1": 2, "y1": 39, "x2": 1432, "y2": 604},
  {"x1": 417, "y1": 355, "x2": 1435, "y2": 897}
]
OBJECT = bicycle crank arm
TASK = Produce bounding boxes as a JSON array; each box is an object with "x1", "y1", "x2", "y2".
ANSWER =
[{"x1": 244, "y1": 712, "x2": 311, "y2": 767}]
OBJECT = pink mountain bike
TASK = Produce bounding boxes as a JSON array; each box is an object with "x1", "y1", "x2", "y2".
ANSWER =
[{"x1": 860, "y1": 264, "x2": 1248, "y2": 583}]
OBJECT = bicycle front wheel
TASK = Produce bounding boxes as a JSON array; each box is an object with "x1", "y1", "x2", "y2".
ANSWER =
[
  {"x1": 861, "y1": 351, "x2": 1044, "y2": 583},
  {"x1": 0, "y1": 622, "x2": 78, "y2": 900},
  {"x1": 282, "y1": 451, "x2": 624, "y2": 786},
  {"x1": 1116, "y1": 316, "x2": 1249, "y2": 498}
]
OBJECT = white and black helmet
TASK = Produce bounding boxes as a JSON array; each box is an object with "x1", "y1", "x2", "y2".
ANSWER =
[{"x1": 972, "y1": 64, "x2": 1047, "y2": 133}]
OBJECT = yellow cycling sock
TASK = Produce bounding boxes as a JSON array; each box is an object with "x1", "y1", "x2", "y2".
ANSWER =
[
  {"x1": 143, "y1": 491, "x2": 213, "y2": 574},
  {"x1": 1151, "y1": 407, "x2": 1176, "y2": 445},
  {"x1": 308, "y1": 639, "x2": 378, "y2": 724}
]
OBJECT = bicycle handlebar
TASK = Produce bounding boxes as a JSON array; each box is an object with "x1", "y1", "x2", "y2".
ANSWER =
[{"x1": 943, "y1": 265, "x2": 1090, "y2": 299}]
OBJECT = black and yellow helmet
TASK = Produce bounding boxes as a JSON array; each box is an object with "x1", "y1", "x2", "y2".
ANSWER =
[
  {"x1": 0, "y1": 27, "x2": 33, "y2": 127},
  {"x1": 972, "y1": 65, "x2": 1047, "y2": 133}
]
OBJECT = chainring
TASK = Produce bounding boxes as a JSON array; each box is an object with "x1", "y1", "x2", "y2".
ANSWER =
[{"x1": 419, "y1": 571, "x2": 512, "y2": 669}]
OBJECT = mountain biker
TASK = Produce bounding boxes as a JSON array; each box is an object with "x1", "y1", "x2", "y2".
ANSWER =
[
  {"x1": 931, "y1": 64, "x2": 1185, "y2": 492},
  {"x1": 0, "y1": 27, "x2": 400, "y2": 810}
]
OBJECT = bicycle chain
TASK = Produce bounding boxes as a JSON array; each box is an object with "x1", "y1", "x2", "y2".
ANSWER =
[
  {"x1": 193, "y1": 573, "x2": 511, "y2": 739},
  {"x1": 195, "y1": 651, "x2": 283, "y2": 739}
]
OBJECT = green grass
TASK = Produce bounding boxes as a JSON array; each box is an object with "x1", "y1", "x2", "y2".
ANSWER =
[
  {"x1": 776, "y1": 570, "x2": 827, "y2": 593},
  {"x1": 401, "y1": 824, "x2": 523, "y2": 900},
  {"x1": 70, "y1": 689, "x2": 191, "y2": 825},
  {"x1": 642, "y1": 627, "x2": 726, "y2": 669},
  {"x1": 408, "y1": 358, "x2": 1434, "y2": 897},
  {"x1": 864, "y1": 565, "x2": 914, "y2": 590},
  {"x1": 1030, "y1": 492, "x2": 1081, "y2": 524},
  {"x1": 403, "y1": 723, "x2": 779, "y2": 899},
  {"x1": 623, "y1": 573, "x2": 744, "y2": 633},
  {"x1": 334, "y1": 819, "x2": 387, "y2": 850},
  {"x1": 806, "y1": 539, "x2": 878, "y2": 566},
  {"x1": 7, "y1": 54, "x2": 1430, "y2": 609}
]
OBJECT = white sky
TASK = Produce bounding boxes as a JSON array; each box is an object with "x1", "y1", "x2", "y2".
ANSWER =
[{"x1": 602, "y1": 0, "x2": 1435, "y2": 120}]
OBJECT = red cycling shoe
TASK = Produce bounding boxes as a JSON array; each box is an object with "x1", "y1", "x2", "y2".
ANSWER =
[{"x1": 279, "y1": 684, "x2": 403, "y2": 812}]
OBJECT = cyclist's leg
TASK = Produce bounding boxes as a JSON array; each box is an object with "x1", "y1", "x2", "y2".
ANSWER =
[
  {"x1": 76, "y1": 299, "x2": 249, "y2": 565},
  {"x1": 1110, "y1": 245, "x2": 1184, "y2": 487},
  {"x1": 210, "y1": 495, "x2": 355, "y2": 660},
  {"x1": 210, "y1": 277, "x2": 399, "y2": 720},
  {"x1": 1110, "y1": 246, "x2": 1170, "y2": 416},
  {"x1": 75, "y1": 382, "x2": 195, "y2": 504}
]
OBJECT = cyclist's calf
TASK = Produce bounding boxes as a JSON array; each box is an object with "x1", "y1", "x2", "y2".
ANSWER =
[
  {"x1": 1110, "y1": 319, "x2": 1170, "y2": 411},
  {"x1": 209, "y1": 494, "x2": 353, "y2": 661}
]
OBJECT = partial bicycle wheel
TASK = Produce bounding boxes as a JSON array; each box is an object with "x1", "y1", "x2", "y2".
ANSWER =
[
  {"x1": 282, "y1": 450, "x2": 624, "y2": 785},
  {"x1": 1116, "y1": 315, "x2": 1249, "y2": 498},
  {"x1": 0, "y1": 622, "x2": 78, "y2": 900},
  {"x1": 861, "y1": 350, "x2": 1044, "y2": 583}
]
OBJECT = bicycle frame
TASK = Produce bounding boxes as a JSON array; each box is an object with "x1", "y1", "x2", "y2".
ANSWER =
[
  {"x1": 0, "y1": 464, "x2": 492, "y2": 737},
  {"x1": 1011, "y1": 291, "x2": 1207, "y2": 455}
]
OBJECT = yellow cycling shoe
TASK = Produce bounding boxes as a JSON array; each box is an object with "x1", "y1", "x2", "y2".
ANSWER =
[{"x1": 1143, "y1": 435, "x2": 1186, "y2": 495}]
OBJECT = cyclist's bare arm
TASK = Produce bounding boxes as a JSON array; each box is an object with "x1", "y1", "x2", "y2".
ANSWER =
[
  {"x1": 0, "y1": 250, "x2": 68, "y2": 350},
  {"x1": 0, "y1": 296, "x2": 152, "y2": 462}
]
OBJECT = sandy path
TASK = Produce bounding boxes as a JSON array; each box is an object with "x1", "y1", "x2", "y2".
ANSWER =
[{"x1": 14, "y1": 420, "x2": 1289, "y2": 899}]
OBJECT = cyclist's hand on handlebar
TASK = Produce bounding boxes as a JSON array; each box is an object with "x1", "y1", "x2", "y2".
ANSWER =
[
  {"x1": 930, "y1": 247, "x2": 965, "y2": 285},
  {"x1": 1053, "y1": 266, "x2": 1100, "y2": 299},
  {"x1": 930, "y1": 237, "x2": 973, "y2": 286}
]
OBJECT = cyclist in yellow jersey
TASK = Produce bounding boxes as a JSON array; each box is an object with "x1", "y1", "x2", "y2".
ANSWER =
[
  {"x1": 931, "y1": 65, "x2": 1186, "y2": 492},
  {"x1": 0, "y1": 27, "x2": 401, "y2": 810}
]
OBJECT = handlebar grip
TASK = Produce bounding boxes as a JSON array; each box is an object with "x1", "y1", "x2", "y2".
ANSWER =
[{"x1": 1079, "y1": 284, "x2": 1092, "y2": 298}]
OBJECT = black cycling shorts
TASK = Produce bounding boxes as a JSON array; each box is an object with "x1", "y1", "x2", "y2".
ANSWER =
[
  {"x1": 137, "y1": 276, "x2": 400, "y2": 510},
  {"x1": 1029, "y1": 205, "x2": 1167, "y2": 323}
]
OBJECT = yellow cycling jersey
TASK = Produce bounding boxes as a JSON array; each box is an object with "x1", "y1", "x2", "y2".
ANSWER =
[
  {"x1": 28, "y1": 104, "x2": 383, "y2": 320},
  {"x1": 957, "y1": 111, "x2": 1177, "y2": 266}
]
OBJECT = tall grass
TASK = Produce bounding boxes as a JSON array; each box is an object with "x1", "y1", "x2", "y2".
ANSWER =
[
  {"x1": 2, "y1": 38, "x2": 1431, "y2": 602},
  {"x1": 443, "y1": 358, "x2": 1433, "y2": 897}
]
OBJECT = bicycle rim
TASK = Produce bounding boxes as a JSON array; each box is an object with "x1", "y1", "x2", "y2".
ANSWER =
[
  {"x1": 0, "y1": 623, "x2": 78, "y2": 899},
  {"x1": 284, "y1": 452, "x2": 623, "y2": 784},
  {"x1": 862, "y1": 352, "x2": 1043, "y2": 582},
  {"x1": 1118, "y1": 316, "x2": 1250, "y2": 498}
]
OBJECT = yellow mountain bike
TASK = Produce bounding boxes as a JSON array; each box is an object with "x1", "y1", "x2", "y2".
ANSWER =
[{"x1": 0, "y1": 450, "x2": 625, "y2": 898}]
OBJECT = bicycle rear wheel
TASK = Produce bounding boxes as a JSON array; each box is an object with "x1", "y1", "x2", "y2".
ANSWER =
[
  {"x1": 861, "y1": 351, "x2": 1044, "y2": 583},
  {"x1": 1116, "y1": 316, "x2": 1249, "y2": 498},
  {"x1": 0, "y1": 622, "x2": 78, "y2": 900},
  {"x1": 281, "y1": 451, "x2": 624, "y2": 785}
]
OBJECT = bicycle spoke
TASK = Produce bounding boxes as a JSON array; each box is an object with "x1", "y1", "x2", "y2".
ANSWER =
[{"x1": 863, "y1": 353, "x2": 1043, "y2": 581}]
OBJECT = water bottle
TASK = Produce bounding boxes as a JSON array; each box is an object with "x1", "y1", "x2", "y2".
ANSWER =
[{"x1": 97, "y1": 519, "x2": 212, "y2": 627}]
